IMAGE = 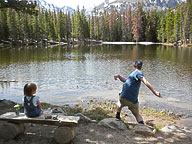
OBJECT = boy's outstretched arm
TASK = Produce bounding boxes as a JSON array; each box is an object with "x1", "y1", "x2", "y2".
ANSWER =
[
  {"x1": 140, "y1": 77, "x2": 161, "y2": 98},
  {"x1": 114, "y1": 74, "x2": 126, "y2": 82}
]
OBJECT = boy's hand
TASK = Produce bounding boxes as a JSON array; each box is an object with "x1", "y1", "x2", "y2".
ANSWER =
[
  {"x1": 155, "y1": 91, "x2": 162, "y2": 98},
  {"x1": 114, "y1": 74, "x2": 119, "y2": 80}
]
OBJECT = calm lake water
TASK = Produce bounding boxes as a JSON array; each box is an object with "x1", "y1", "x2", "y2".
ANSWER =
[{"x1": 0, "y1": 44, "x2": 192, "y2": 116}]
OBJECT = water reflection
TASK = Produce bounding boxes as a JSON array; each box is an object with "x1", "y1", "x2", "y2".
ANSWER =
[{"x1": 0, "y1": 44, "x2": 192, "y2": 115}]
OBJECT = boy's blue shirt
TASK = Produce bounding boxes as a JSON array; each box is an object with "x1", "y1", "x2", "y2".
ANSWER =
[{"x1": 120, "y1": 69, "x2": 144, "y2": 104}]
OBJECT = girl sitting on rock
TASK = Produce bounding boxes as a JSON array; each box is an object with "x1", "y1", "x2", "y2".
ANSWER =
[{"x1": 22, "y1": 83, "x2": 42, "y2": 117}]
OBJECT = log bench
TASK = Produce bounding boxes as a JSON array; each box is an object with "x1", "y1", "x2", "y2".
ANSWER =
[{"x1": 0, "y1": 112, "x2": 80, "y2": 144}]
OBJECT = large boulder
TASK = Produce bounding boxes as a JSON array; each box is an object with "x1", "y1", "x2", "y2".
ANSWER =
[
  {"x1": 0, "y1": 121, "x2": 25, "y2": 139},
  {"x1": 98, "y1": 118, "x2": 128, "y2": 130},
  {"x1": 133, "y1": 124, "x2": 154, "y2": 136},
  {"x1": 54, "y1": 126, "x2": 76, "y2": 144}
]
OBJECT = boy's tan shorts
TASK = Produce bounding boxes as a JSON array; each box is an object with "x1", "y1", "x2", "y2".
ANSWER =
[{"x1": 117, "y1": 97, "x2": 139, "y2": 116}]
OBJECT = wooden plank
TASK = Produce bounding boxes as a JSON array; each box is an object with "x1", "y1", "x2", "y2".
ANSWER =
[{"x1": 0, "y1": 112, "x2": 80, "y2": 127}]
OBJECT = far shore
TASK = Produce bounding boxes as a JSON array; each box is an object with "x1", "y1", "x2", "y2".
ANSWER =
[{"x1": 1, "y1": 39, "x2": 192, "y2": 48}]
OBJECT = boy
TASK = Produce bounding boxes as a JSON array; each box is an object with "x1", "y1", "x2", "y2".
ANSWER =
[{"x1": 114, "y1": 60, "x2": 161, "y2": 124}]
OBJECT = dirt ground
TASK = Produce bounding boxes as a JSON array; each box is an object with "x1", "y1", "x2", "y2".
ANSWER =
[{"x1": 0, "y1": 121, "x2": 191, "y2": 144}]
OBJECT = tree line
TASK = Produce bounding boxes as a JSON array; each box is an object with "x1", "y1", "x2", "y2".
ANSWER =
[{"x1": 0, "y1": 0, "x2": 192, "y2": 45}]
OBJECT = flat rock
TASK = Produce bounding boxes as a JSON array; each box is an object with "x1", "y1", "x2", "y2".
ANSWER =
[
  {"x1": 133, "y1": 124, "x2": 154, "y2": 136},
  {"x1": 160, "y1": 125, "x2": 182, "y2": 133},
  {"x1": 98, "y1": 118, "x2": 128, "y2": 130}
]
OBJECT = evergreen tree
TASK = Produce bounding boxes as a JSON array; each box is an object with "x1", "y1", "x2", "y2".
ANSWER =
[
  {"x1": 165, "y1": 8, "x2": 174, "y2": 43},
  {"x1": 102, "y1": 11, "x2": 110, "y2": 41},
  {"x1": 44, "y1": 9, "x2": 49, "y2": 41},
  {"x1": 0, "y1": 9, "x2": 9, "y2": 40},
  {"x1": 132, "y1": 2, "x2": 144, "y2": 42},
  {"x1": 89, "y1": 14, "x2": 94, "y2": 39},
  {"x1": 126, "y1": 6, "x2": 132, "y2": 41},
  {"x1": 184, "y1": 1, "x2": 192, "y2": 44},
  {"x1": 146, "y1": 9, "x2": 156, "y2": 42},
  {"x1": 7, "y1": 8, "x2": 18, "y2": 41},
  {"x1": 71, "y1": 10, "x2": 76, "y2": 40},
  {"x1": 114, "y1": 13, "x2": 122, "y2": 41},
  {"x1": 80, "y1": 7, "x2": 89, "y2": 39},
  {"x1": 66, "y1": 12, "x2": 71, "y2": 41},
  {"x1": 109, "y1": 7, "x2": 116, "y2": 41},
  {"x1": 122, "y1": 11, "x2": 127, "y2": 41},
  {"x1": 174, "y1": 6, "x2": 181, "y2": 43},
  {"x1": 158, "y1": 14, "x2": 166, "y2": 42},
  {"x1": 76, "y1": 6, "x2": 81, "y2": 40}
]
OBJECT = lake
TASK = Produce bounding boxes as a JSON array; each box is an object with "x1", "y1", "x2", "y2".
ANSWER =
[{"x1": 0, "y1": 44, "x2": 192, "y2": 116}]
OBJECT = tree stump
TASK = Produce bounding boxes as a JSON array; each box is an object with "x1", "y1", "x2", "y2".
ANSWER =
[
  {"x1": 54, "y1": 126, "x2": 76, "y2": 144},
  {"x1": 0, "y1": 121, "x2": 25, "y2": 139}
]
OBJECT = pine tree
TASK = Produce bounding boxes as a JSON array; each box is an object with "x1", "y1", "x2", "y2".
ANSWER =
[
  {"x1": 114, "y1": 12, "x2": 122, "y2": 41},
  {"x1": 126, "y1": 6, "x2": 132, "y2": 41},
  {"x1": 0, "y1": 9, "x2": 9, "y2": 40},
  {"x1": 7, "y1": 8, "x2": 18, "y2": 41},
  {"x1": 90, "y1": 14, "x2": 94, "y2": 39},
  {"x1": 165, "y1": 8, "x2": 174, "y2": 43},
  {"x1": 71, "y1": 10, "x2": 76, "y2": 40},
  {"x1": 132, "y1": 2, "x2": 144, "y2": 42},
  {"x1": 80, "y1": 7, "x2": 89, "y2": 39},
  {"x1": 44, "y1": 9, "x2": 49, "y2": 41},
  {"x1": 158, "y1": 14, "x2": 166, "y2": 42},
  {"x1": 146, "y1": 9, "x2": 156, "y2": 42},
  {"x1": 66, "y1": 12, "x2": 71, "y2": 41},
  {"x1": 109, "y1": 7, "x2": 116, "y2": 41},
  {"x1": 122, "y1": 11, "x2": 127, "y2": 41},
  {"x1": 93, "y1": 8, "x2": 99, "y2": 40},
  {"x1": 174, "y1": 6, "x2": 181, "y2": 44},
  {"x1": 76, "y1": 6, "x2": 81, "y2": 40},
  {"x1": 184, "y1": 1, "x2": 192, "y2": 44}
]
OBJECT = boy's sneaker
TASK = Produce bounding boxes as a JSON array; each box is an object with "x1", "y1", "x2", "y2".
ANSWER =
[
  {"x1": 116, "y1": 113, "x2": 121, "y2": 120},
  {"x1": 138, "y1": 121, "x2": 144, "y2": 124}
]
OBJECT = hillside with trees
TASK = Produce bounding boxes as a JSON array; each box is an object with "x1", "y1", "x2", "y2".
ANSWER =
[{"x1": 0, "y1": 0, "x2": 191, "y2": 46}]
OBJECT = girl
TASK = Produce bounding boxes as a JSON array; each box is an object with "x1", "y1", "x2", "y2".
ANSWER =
[{"x1": 22, "y1": 83, "x2": 42, "y2": 117}]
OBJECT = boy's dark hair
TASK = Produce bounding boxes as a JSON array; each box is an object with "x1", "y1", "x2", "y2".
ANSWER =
[
  {"x1": 134, "y1": 60, "x2": 143, "y2": 69},
  {"x1": 24, "y1": 83, "x2": 37, "y2": 96}
]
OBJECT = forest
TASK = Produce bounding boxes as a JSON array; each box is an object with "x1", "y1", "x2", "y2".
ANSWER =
[{"x1": 0, "y1": 0, "x2": 192, "y2": 45}]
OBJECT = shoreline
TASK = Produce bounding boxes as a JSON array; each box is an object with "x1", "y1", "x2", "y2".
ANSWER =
[
  {"x1": 0, "y1": 98, "x2": 186, "y2": 120},
  {"x1": 1, "y1": 39, "x2": 192, "y2": 48},
  {"x1": 1, "y1": 89, "x2": 192, "y2": 119}
]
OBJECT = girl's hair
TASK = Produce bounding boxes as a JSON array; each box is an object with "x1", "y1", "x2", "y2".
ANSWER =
[{"x1": 24, "y1": 83, "x2": 37, "y2": 96}]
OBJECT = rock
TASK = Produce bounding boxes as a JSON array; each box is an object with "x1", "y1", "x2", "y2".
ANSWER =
[
  {"x1": 160, "y1": 125, "x2": 182, "y2": 133},
  {"x1": 54, "y1": 126, "x2": 76, "y2": 144},
  {"x1": 75, "y1": 113, "x2": 97, "y2": 123},
  {"x1": 0, "y1": 121, "x2": 25, "y2": 139},
  {"x1": 0, "y1": 100, "x2": 17, "y2": 115},
  {"x1": 51, "y1": 107, "x2": 67, "y2": 115},
  {"x1": 0, "y1": 99, "x2": 16, "y2": 109},
  {"x1": 133, "y1": 124, "x2": 154, "y2": 136},
  {"x1": 98, "y1": 118, "x2": 128, "y2": 130},
  {"x1": 176, "y1": 118, "x2": 192, "y2": 130}
]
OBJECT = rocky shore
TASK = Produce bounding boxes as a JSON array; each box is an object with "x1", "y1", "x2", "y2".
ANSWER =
[{"x1": 0, "y1": 99, "x2": 192, "y2": 144}]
